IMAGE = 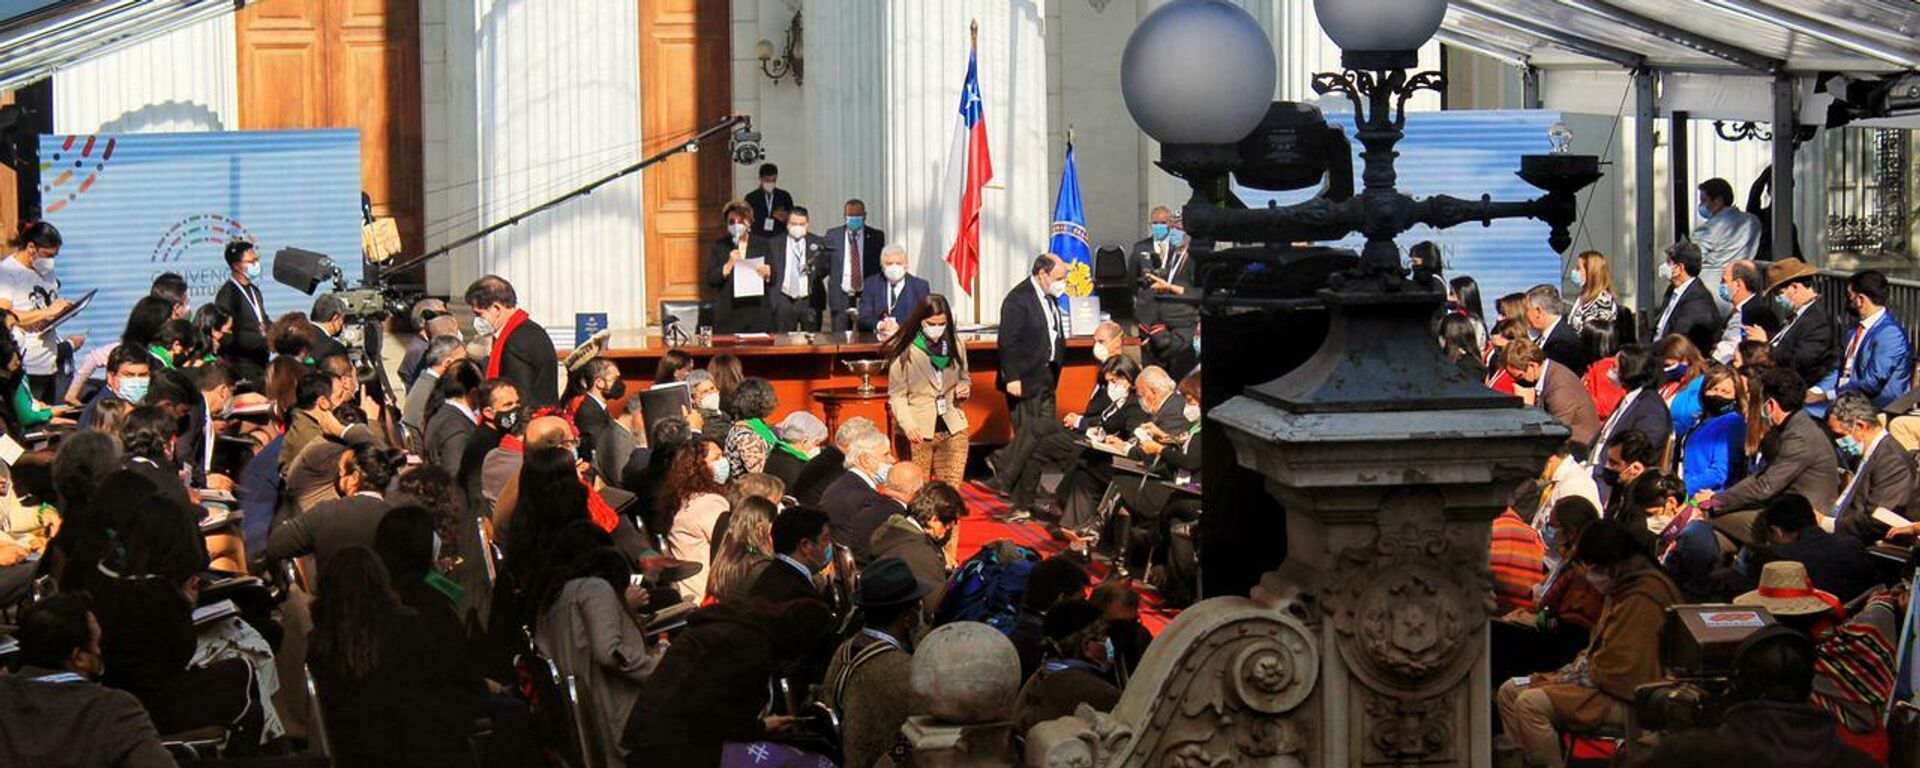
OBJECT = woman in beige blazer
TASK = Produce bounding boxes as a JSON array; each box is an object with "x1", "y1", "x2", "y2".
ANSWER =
[{"x1": 885, "y1": 293, "x2": 971, "y2": 484}]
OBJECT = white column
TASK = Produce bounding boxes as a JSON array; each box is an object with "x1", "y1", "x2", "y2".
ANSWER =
[
  {"x1": 800, "y1": 0, "x2": 887, "y2": 227},
  {"x1": 883, "y1": 0, "x2": 1049, "y2": 323},
  {"x1": 52, "y1": 14, "x2": 237, "y2": 134},
  {"x1": 427, "y1": 0, "x2": 646, "y2": 342}
]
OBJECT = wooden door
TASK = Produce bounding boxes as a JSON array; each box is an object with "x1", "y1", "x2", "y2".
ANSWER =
[
  {"x1": 640, "y1": 0, "x2": 731, "y2": 315},
  {"x1": 236, "y1": 0, "x2": 423, "y2": 267}
]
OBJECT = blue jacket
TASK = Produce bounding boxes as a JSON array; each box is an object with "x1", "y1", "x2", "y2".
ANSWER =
[
  {"x1": 856, "y1": 273, "x2": 931, "y2": 332},
  {"x1": 1819, "y1": 313, "x2": 1913, "y2": 411},
  {"x1": 1682, "y1": 410, "x2": 1746, "y2": 497},
  {"x1": 1667, "y1": 377, "x2": 1706, "y2": 439}
]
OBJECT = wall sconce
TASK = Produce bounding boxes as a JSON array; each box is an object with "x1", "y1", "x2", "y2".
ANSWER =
[
  {"x1": 756, "y1": 9, "x2": 804, "y2": 86},
  {"x1": 1713, "y1": 120, "x2": 1772, "y2": 143}
]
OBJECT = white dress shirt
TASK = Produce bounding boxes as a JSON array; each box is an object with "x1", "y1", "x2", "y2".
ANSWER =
[
  {"x1": 1032, "y1": 276, "x2": 1061, "y2": 362},
  {"x1": 784, "y1": 236, "x2": 810, "y2": 299},
  {"x1": 1692, "y1": 207, "x2": 1762, "y2": 272},
  {"x1": 1655, "y1": 277, "x2": 1697, "y2": 339}
]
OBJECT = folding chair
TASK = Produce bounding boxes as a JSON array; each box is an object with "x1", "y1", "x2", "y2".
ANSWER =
[
  {"x1": 519, "y1": 651, "x2": 593, "y2": 768},
  {"x1": 303, "y1": 663, "x2": 330, "y2": 758}
]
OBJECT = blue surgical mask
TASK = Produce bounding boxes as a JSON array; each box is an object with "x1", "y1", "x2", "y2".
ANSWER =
[
  {"x1": 1718, "y1": 283, "x2": 1732, "y2": 302},
  {"x1": 710, "y1": 457, "x2": 732, "y2": 485},
  {"x1": 819, "y1": 543, "x2": 836, "y2": 571},
  {"x1": 847, "y1": 215, "x2": 865, "y2": 231},
  {"x1": 1697, "y1": 204, "x2": 1713, "y2": 220},
  {"x1": 1838, "y1": 435, "x2": 1863, "y2": 458},
  {"x1": 1192, "y1": 335, "x2": 1201, "y2": 356},
  {"x1": 118, "y1": 376, "x2": 150, "y2": 403},
  {"x1": 1168, "y1": 229, "x2": 1187, "y2": 249},
  {"x1": 245, "y1": 262, "x2": 262, "y2": 280},
  {"x1": 1150, "y1": 223, "x2": 1170, "y2": 241},
  {"x1": 1663, "y1": 362, "x2": 1689, "y2": 382},
  {"x1": 1102, "y1": 637, "x2": 1116, "y2": 666},
  {"x1": 1570, "y1": 269, "x2": 1586, "y2": 289},
  {"x1": 875, "y1": 461, "x2": 893, "y2": 485},
  {"x1": 1775, "y1": 294, "x2": 1794, "y2": 314}
]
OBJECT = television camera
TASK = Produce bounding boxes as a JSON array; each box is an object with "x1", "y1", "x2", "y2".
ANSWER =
[{"x1": 1631, "y1": 604, "x2": 1778, "y2": 735}]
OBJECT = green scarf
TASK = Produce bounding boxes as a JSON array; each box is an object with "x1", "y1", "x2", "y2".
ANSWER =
[
  {"x1": 913, "y1": 333, "x2": 953, "y2": 370},
  {"x1": 744, "y1": 417, "x2": 810, "y2": 461},
  {"x1": 424, "y1": 570, "x2": 466, "y2": 607},
  {"x1": 147, "y1": 345, "x2": 175, "y2": 369}
]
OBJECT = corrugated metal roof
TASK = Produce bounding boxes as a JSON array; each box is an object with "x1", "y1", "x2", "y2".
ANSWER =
[{"x1": 0, "y1": 0, "x2": 252, "y2": 94}]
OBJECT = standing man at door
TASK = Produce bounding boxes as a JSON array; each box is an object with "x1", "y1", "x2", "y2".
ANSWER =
[
  {"x1": 989, "y1": 254, "x2": 1070, "y2": 519},
  {"x1": 824, "y1": 199, "x2": 887, "y2": 334}
]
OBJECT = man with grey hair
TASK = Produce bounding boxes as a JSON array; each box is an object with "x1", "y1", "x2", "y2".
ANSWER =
[
  {"x1": 1524, "y1": 284, "x2": 1588, "y2": 375},
  {"x1": 1828, "y1": 390, "x2": 1915, "y2": 542},
  {"x1": 1654, "y1": 240, "x2": 1722, "y2": 354},
  {"x1": 403, "y1": 334, "x2": 468, "y2": 451},
  {"x1": 823, "y1": 429, "x2": 894, "y2": 547},
  {"x1": 858, "y1": 243, "x2": 930, "y2": 336},
  {"x1": 1091, "y1": 320, "x2": 1130, "y2": 365},
  {"x1": 791, "y1": 416, "x2": 877, "y2": 506},
  {"x1": 398, "y1": 297, "x2": 452, "y2": 387}
]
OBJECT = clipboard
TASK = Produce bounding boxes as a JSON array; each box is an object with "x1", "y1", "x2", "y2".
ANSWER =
[{"x1": 45, "y1": 289, "x2": 96, "y2": 332}]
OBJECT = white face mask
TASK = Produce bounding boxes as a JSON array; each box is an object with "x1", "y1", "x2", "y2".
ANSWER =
[
  {"x1": 1092, "y1": 343, "x2": 1113, "y2": 363},
  {"x1": 1658, "y1": 261, "x2": 1674, "y2": 281},
  {"x1": 1047, "y1": 278, "x2": 1067, "y2": 298},
  {"x1": 883, "y1": 264, "x2": 907, "y2": 283},
  {"x1": 698, "y1": 391, "x2": 720, "y2": 411},
  {"x1": 727, "y1": 223, "x2": 747, "y2": 239},
  {"x1": 761, "y1": 181, "x2": 777, "y2": 193},
  {"x1": 923, "y1": 323, "x2": 947, "y2": 341},
  {"x1": 788, "y1": 224, "x2": 808, "y2": 240},
  {"x1": 710, "y1": 457, "x2": 732, "y2": 484},
  {"x1": 30, "y1": 256, "x2": 54, "y2": 276},
  {"x1": 1106, "y1": 382, "x2": 1128, "y2": 403},
  {"x1": 472, "y1": 314, "x2": 494, "y2": 336},
  {"x1": 1183, "y1": 402, "x2": 1202, "y2": 423}
]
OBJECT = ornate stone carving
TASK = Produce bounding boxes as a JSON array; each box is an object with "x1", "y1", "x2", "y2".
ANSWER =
[{"x1": 1363, "y1": 693, "x2": 1455, "y2": 764}]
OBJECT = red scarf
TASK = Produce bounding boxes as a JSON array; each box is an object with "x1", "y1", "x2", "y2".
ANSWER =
[
  {"x1": 485, "y1": 309, "x2": 530, "y2": 378},
  {"x1": 501, "y1": 430, "x2": 618, "y2": 532}
]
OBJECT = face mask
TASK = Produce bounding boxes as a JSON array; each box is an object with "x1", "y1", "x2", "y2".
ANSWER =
[
  {"x1": 1047, "y1": 279, "x2": 1067, "y2": 298},
  {"x1": 1570, "y1": 269, "x2": 1586, "y2": 288},
  {"x1": 1838, "y1": 435, "x2": 1863, "y2": 458},
  {"x1": 118, "y1": 376, "x2": 149, "y2": 403},
  {"x1": 1718, "y1": 283, "x2": 1732, "y2": 302},
  {"x1": 1701, "y1": 394, "x2": 1734, "y2": 413},
  {"x1": 923, "y1": 323, "x2": 947, "y2": 341},
  {"x1": 1150, "y1": 223, "x2": 1170, "y2": 241},
  {"x1": 1657, "y1": 261, "x2": 1674, "y2": 282},
  {"x1": 1606, "y1": 368, "x2": 1622, "y2": 387},
  {"x1": 431, "y1": 532, "x2": 444, "y2": 560},
  {"x1": 1774, "y1": 294, "x2": 1794, "y2": 314},
  {"x1": 847, "y1": 215, "x2": 865, "y2": 231},
  {"x1": 710, "y1": 457, "x2": 732, "y2": 485},
  {"x1": 1697, "y1": 203, "x2": 1712, "y2": 220},
  {"x1": 788, "y1": 224, "x2": 808, "y2": 240},
  {"x1": 1192, "y1": 336, "x2": 1202, "y2": 356},
  {"x1": 1168, "y1": 229, "x2": 1187, "y2": 249},
  {"x1": 494, "y1": 407, "x2": 522, "y2": 432},
  {"x1": 245, "y1": 262, "x2": 263, "y2": 280},
  {"x1": 1106, "y1": 382, "x2": 1129, "y2": 403},
  {"x1": 727, "y1": 223, "x2": 747, "y2": 239},
  {"x1": 818, "y1": 543, "x2": 836, "y2": 571},
  {"x1": 473, "y1": 315, "x2": 494, "y2": 337},
  {"x1": 875, "y1": 460, "x2": 894, "y2": 485},
  {"x1": 1584, "y1": 568, "x2": 1616, "y2": 594},
  {"x1": 1092, "y1": 343, "x2": 1113, "y2": 363},
  {"x1": 1102, "y1": 636, "x2": 1116, "y2": 666},
  {"x1": 699, "y1": 391, "x2": 721, "y2": 411},
  {"x1": 761, "y1": 181, "x2": 777, "y2": 193},
  {"x1": 1182, "y1": 402, "x2": 1201, "y2": 423},
  {"x1": 604, "y1": 378, "x2": 627, "y2": 400},
  {"x1": 30, "y1": 257, "x2": 54, "y2": 276},
  {"x1": 884, "y1": 264, "x2": 907, "y2": 283},
  {"x1": 1600, "y1": 468, "x2": 1621, "y2": 487},
  {"x1": 1663, "y1": 362, "x2": 1689, "y2": 382}
]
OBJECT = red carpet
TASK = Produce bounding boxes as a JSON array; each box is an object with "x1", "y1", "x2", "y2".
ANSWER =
[{"x1": 952, "y1": 482, "x2": 1180, "y2": 634}]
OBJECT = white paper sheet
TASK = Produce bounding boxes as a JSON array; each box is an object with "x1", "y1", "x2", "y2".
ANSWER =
[{"x1": 733, "y1": 257, "x2": 766, "y2": 298}]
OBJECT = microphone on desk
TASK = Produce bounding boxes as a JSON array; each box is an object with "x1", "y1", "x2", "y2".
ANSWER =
[{"x1": 663, "y1": 311, "x2": 688, "y2": 345}]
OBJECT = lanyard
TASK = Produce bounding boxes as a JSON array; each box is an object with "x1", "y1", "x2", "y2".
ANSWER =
[{"x1": 230, "y1": 278, "x2": 265, "y2": 326}]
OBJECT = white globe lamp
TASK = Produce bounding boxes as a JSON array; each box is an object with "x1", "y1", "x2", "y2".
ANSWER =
[
  {"x1": 1313, "y1": 0, "x2": 1449, "y2": 70},
  {"x1": 1121, "y1": 0, "x2": 1277, "y2": 146}
]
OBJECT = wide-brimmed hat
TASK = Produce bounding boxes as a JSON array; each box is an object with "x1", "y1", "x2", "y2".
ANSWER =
[
  {"x1": 1764, "y1": 258, "x2": 1820, "y2": 295},
  {"x1": 856, "y1": 556, "x2": 932, "y2": 607},
  {"x1": 1733, "y1": 561, "x2": 1842, "y2": 616}
]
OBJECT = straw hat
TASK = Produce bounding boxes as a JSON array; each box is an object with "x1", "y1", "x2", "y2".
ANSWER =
[
  {"x1": 1733, "y1": 561, "x2": 1840, "y2": 616},
  {"x1": 1764, "y1": 258, "x2": 1820, "y2": 295}
]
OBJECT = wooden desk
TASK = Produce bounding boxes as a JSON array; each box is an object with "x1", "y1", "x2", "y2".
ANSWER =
[{"x1": 596, "y1": 330, "x2": 1104, "y2": 445}]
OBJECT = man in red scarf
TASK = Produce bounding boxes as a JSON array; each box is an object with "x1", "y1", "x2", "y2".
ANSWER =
[{"x1": 465, "y1": 275, "x2": 558, "y2": 410}]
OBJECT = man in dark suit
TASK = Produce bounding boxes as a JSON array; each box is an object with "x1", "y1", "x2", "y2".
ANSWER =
[
  {"x1": 308, "y1": 294, "x2": 351, "y2": 363},
  {"x1": 823, "y1": 199, "x2": 887, "y2": 333},
  {"x1": 459, "y1": 379, "x2": 521, "y2": 501},
  {"x1": 573, "y1": 358, "x2": 623, "y2": 463},
  {"x1": 1060, "y1": 365, "x2": 1191, "y2": 534},
  {"x1": 0, "y1": 593, "x2": 176, "y2": 768},
  {"x1": 402, "y1": 335, "x2": 466, "y2": 451},
  {"x1": 1523, "y1": 284, "x2": 1589, "y2": 375},
  {"x1": 423, "y1": 360, "x2": 483, "y2": 475},
  {"x1": 595, "y1": 391, "x2": 648, "y2": 489},
  {"x1": 213, "y1": 240, "x2": 270, "y2": 378},
  {"x1": 850, "y1": 463, "x2": 925, "y2": 562},
  {"x1": 743, "y1": 163, "x2": 794, "y2": 237},
  {"x1": 856, "y1": 244, "x2": 931, "y2": 334},
  {"x1": 989, "y1": 254, "x2": 1071, "y2": 515},
  {"x1": 1504, "y1": 337, "x2": 1600, "y2": 447},
  {"x1": 751, "y1": 206, "x2": 826, "y2": 333},
  {"x1": 1760, "y1": 259, "x2": 1838, "y2": 389},
  {"x1": 262, "y1": 446, "x2": 397, "y2": 566},
  {"x1": 1703, "y1": 367, "x2": 1840, "y2": 544},
  {"x1": 1814, "y1": 269, "x2": 1912, "y2": 414},
  {"x1": 1828, "y1": 391, "x2": 1914, "y2": 542},
  {"x1": 1142, "y1": 222, "x2": 1199, "y2": 344},
  {"x1": 748, "y1": 506, "x2": 834, "y2": 605},
  {"x1": 1712, "y1": 259, "x2": 1781, "y2": 363},
  {"x1": 1652, "y1": 242, "x2": 1722, "y2": 353},
  {"x1": 78, "y1": 344, "x2": 150, "y2": 429},
  {"x1": 822, "y1": 430, "x2": 892, "y2": 548},
  {"x1": 1761, "y1": 496, "x2": 1879, "y2": 605},
  {"x1": 465, "y1": 274, "x2": 559, "y2": 410},
  {"x1": 1587, "y1": 344, "x2": 1674, "y2": 479},
  {"x1": 1129, "y1": 206, "x2": 1175, "y2": 328}
]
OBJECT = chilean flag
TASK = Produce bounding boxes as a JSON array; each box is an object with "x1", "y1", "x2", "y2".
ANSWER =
[{"x1": 938, "y1": 44, "x2": 992, "y2": 296}]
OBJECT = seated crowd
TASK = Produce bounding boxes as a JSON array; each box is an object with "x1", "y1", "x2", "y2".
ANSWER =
[
  {"x1": 0, "y1": 226, "x2": 1196, "y2": 767},
  {"x1": 1445, "y1": 240, "x2": 1920, "y2": 766}
]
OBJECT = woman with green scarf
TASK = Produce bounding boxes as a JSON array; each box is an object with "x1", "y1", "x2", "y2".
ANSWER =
[
  {"x1": 722, "y1": 376, "x2": 788, "y2": 478},
  {"x1": 885, "y1": 293, "x2": 971, "y2": 485}
]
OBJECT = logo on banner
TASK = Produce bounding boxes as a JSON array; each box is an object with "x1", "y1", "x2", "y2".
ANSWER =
[
  {"x1": 39, "y1": 134, "x2": 117, "y2": 214},
  {"x1": 152, "y1": 214, "x2": 255, "y2": 263}
]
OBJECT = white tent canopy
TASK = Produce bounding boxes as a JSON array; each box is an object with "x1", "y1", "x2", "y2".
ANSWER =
[{"x1": 0, "y1": 0, "x2": 252, "y2": 95}]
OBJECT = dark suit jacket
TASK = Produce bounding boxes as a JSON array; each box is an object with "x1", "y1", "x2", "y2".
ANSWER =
[
  {"x1": 77, "y1": 385, "x2": 123, "y2": 430},
  {"x1": 706, "y1": 236, "x2": 770, "y2": 333},
  {"x1": 593, "y1": 419, "x2": 636, "y2": 484},
  {"x1": 1770, "y1": 304, "x2": 1839, "y2": 388},
  {"x1": 997, "y1": 278, "x2": 1065, "y2": 393},
  {"x1": 1774, "y1": 527, "x2": 1879, "y2": 605},
  {"x1": 1540, "y1": 318, "x2": 1590, "y2": 376},
  {"x1": 821, "y1": 472, "x2": 883, "y2": 548},
  {"x1": 310, "y1": 323, "x2": 349, "y2": 363},
  {"x1": 1715, "y1": 409, "x2": 1840, "y2": 514},
  {"x1": 1655, "y1": 280, "x2": 1723, "y2": 354},
  {"x1": 423, "y1": 401, "x2": 476, "y2": 476},
  {"x1": 1735, "y1": 295, "x2": 1784, "y2": 340},
  {"x1": 1822, "y1": 314, "x2": 1914, "y2": 410},
  {"x1": 1127, "y1": 394, "x2": 1194, "y2": 461},
  {"x1": 1591, "y1": 388, "x2": 1673, "y2": 465},
  {"x1": 856, "y1": 273, "x2": 931, "y2": 331},
  {"x1": 848, "y1": 495, "x2": 907, "y2": 561},
  {"x1": 497, "y1": 316, "x2": 559, "y2": 410},
  {"x1": 1151, "y1": 245, "x2": 1199, "y2": 333},
  {"x1": 0, "y1": 667, "x2": 175, "y2": 768},
  {"x1": 764, "y1": 447, "x2": 806, "y2": 492},
  {"x1": 1835, "y1": 436, "x2": 1916, "y2": 542},
  {"x1": 743, "y1": 186, "x2": 794, "y2": 236},
  {"x1": 822, "y1": 225, "x2": 887, "y2": 308},
  {"x1": 574, "y1": 395, "x2": 612, "y2": 462},
  {"x1": 747, "y1": 557, "x2": 822, "y2": 604},
  {"x1": 263, "y1": 493, "x2": 393, "y2": 565},
  {"x1": 1538, "y1": 360, "x2": 1600, "y2": 447},
  {"x1": 750, "y1": 233, "x2": 827, "y2": 302},
  {"x1": 459, "y1": 425, "x2": 506, "y2": 502},
  {"x1": 213, "y1": 278, "x2": 269, "y2": 371},
  {"x1": 792, "y1": 447, "x2": 848, "y2": 507}
]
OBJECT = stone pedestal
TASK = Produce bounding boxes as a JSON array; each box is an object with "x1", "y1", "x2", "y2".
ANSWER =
[{"x1": 1024, "y1": 289, "x2": 1566, "y2": 767}]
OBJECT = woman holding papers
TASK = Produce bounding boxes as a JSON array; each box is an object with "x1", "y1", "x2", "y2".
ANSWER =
[
  {"x1": 705, "y1": 202, "x2": 771, "y2": 333},
  {"x1": 884, "y1": 294, "x2": 971, "y2": 485}
]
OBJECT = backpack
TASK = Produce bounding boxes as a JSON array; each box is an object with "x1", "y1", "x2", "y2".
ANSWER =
[{"x1": 934, "y1": 540, "x2": 1041, "y2": 631}]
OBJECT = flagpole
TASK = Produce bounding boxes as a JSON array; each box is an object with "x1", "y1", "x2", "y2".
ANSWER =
[{"x1": 970, "y1": 19, "x2": 982, "y2": 325}]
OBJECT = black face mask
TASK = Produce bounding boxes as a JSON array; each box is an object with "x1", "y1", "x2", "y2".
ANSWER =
[
  {"x1": 1702, "y1": 394, "x2": 1734, "y2": 414},
  {"x1": 1600, "y1": 468, "x2": 1622, "y2": 487},
  {"x1": 494, "y1": 407, "x2": 523, "y2": 433}
]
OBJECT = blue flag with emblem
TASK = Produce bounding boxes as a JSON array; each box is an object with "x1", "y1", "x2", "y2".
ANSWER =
[{"x1": 1048, "y1": 140, "x2": 1091, "y2": 311}]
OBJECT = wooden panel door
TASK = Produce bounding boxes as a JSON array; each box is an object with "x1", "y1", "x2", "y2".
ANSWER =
[
  {"x1": 237, "y1": 0, "x2": 423, "y2": 265},
  {"x1": 640, "y1": 0, "x2": 731, "y2": 313}
]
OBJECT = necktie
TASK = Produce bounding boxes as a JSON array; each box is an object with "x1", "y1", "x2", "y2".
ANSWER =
[
  {"x1": 1845, "y1": 325, "x2": 1866, "y2": 378},
  {"x1": 785, "y1": 239, "x2": 806, "y2": 298},
  {"x1": 888, "y1": 284, "x2": 899, "y2": 315},
  {"x1": 848, "y1": 233, "x2": 861, "y2": 294}
]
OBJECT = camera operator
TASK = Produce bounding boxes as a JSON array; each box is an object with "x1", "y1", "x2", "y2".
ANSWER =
[
  {"x1": 1709, "y1": 626, "x2": 1876, "y2": 767},
  {"x1": 1496, "y1": 520, "x2": 1682, "y2": 768}
]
